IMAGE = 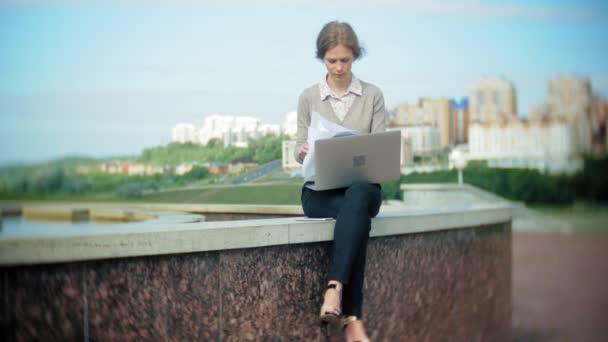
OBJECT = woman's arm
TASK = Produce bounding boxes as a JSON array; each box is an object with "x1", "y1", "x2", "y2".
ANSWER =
[
  {"x1": 370, "y1": 91, "x2": 386, "y2": 134},
  {"x1": 295, "y1": 92, "x2": 311, "y2": 164}
]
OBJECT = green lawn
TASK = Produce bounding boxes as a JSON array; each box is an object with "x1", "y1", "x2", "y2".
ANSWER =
[
  {"x1": 530, "y1": 202, "x2": 608, "y2": 234},
  {"x1": 141, "y1": 184, "x2": 303, "y2": 205}
]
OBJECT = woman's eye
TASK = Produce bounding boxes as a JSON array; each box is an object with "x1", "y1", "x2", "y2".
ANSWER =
[
  {"x1": 340, "y1": 59, "x2": 350, "y2": 63},
  {"x1": 327, "y1": 59, "x2": 337, "y2": 64}
]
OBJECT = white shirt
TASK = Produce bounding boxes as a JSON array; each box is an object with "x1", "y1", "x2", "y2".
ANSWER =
[{"x1": 318, "y1": 75, "x2": 362, "y2": 122}]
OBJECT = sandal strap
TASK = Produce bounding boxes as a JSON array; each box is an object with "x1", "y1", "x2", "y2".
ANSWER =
[
  {"x1": 327, "y1": 283, "x2": 342, "y2": 292},
  {"x1": 342, "y1": 315, "x2": 359, "y2": 326}
]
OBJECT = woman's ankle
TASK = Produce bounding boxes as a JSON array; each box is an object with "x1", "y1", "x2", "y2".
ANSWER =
[
  {"x1": 327, "y1": 280, "x2": 343, "y2": 290},
  {"x1": 344, "y1": 319, "x2": 368, "y2": 340}
]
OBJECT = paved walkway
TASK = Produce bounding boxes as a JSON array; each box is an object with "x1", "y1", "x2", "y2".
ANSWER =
[{"x1": 513, "y1": 233, "x2": 608, "y2": 341}]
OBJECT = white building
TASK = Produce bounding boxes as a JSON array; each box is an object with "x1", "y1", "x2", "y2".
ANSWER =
[
  {"x1": 388, "y1": 126, "x2": 441, "y2": 156},
  {"x1": 199, "y1": 114, "x2": 261, "y2": 148},
  {"x1": 198, "y1": 114, "x2": 233, "y2": 146},
  {"x1": 225, "y1": 116, "x2": 260, "y2": 148},
  {"x1": 282, "y1": 111, "x2": 298, "y2": 138},
  {"x1": 468, "y1": 119, "x2": 581, "y2": 173},
  {"x1": 258, "y1": 124, "x2": 281, "y2": 136},
  {"x1": 282, "y1": 140, "x2": 301, "y2": 171},
  {"x1": 172, "y1": 123, "x2": 198, "y2": 144}
]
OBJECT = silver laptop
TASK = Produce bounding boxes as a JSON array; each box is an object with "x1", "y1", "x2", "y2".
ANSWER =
[{"x1": 307, "y1": 130, "x2": 401, "y2": 191}]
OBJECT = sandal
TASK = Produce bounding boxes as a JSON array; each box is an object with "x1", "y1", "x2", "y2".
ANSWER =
[
  {"x1": 319, "y1": 283, "x2": 342, "y2": 333},
  {"x1": 343, "y1": 315, "x2": 371, "y2": 342}
]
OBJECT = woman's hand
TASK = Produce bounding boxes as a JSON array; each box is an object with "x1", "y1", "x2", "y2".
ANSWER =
[{"x1": 298, "y1": 143, "x2": 309, "y2": 161}]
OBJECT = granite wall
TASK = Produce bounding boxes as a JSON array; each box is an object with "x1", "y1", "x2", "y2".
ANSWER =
[{"x1": 0, "y1": 222, "x2": 511, "y2": 341}]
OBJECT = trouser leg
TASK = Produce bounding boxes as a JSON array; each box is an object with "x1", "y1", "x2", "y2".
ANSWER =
[
  {"x1": 341, "y1": 240, "x2": 368, "y2": 317},
  {"x1": 327, "y1": 182, "x2": 381, "y2": 285},
  {"x1": 301, "y1": 182, "x2": 382, "y2": 317}
]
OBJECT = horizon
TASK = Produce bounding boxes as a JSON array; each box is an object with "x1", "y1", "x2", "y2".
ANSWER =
[{"x1": 2, "y1": 0, "x2": 608, "y2": 165}]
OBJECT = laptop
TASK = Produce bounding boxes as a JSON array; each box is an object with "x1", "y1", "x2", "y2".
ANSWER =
[{"x1": 306, "y1": 130, "x2": 401, "y2": 191}]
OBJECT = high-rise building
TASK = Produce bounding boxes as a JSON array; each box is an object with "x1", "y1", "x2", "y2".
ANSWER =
[
  {"x1": 171, "y1": 123, "x2": 198, "y2": 144},
  {"x1": 545, "y1": 75, "x2": 593, "y2": 154},
  {"x1": 452, "y1": 97, "x2": 469, "y2": 144},
  {"x1": 420, "y1": 98, "x2": 453, "y2": 149},
  {"x1": 391, "y1": 97, "x2": 463, "y2": 149},
  {"x1": 198, "y1": 114, "x2": 260, "y2": 148},
  {"x1": 468, "y1": 77, "x2": 517, "y2": 123},
  {"x1": 198, "y1": 114, "x2": 234, "y2": 146}
]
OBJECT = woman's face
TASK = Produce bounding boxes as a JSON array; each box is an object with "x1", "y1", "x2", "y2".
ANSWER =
[{"x1": 323, "y1": 44, "x2": 354, "y2": 83}]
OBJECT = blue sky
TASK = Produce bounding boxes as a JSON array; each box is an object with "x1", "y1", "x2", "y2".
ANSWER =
[{"x1": 1, "y1": 0, "x2": 607, "y2": 165}]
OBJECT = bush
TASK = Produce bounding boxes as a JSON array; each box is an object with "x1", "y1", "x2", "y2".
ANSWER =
[
  {"x1": 381, "y1": 180, "x2": 402, "y2": 200},
  {"x1": 115, "y1": 183, "x2": 145, "y2": 198}
]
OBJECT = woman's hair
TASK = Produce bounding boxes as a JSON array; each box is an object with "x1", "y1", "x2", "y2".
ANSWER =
[{"x1": 316, "y1": 21, "x2": 365, "y2": 60}]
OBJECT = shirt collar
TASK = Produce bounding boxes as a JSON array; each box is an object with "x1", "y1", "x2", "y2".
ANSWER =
[{"x1": 319, "y1": 75, "x2": 362, "y2": 101}]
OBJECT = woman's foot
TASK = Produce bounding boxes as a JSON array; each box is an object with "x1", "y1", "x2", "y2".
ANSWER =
[
  {"x1": 343, "y1": 316, "x2": 370, "y2": 342},
  {"x1": 319, "y1": 281, "x2": 343, "y2": 331}
]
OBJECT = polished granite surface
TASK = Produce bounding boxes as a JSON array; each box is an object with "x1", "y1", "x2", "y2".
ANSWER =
[{"x1": 1, "y1": 222, "x2": 511, "y2": 341}]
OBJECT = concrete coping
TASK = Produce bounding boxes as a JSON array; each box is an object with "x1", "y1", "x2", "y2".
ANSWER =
[{"x1": 0, "y1": 201, "x2": 513, "y2": 266}]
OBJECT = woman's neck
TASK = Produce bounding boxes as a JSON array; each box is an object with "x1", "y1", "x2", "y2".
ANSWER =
[{"x1": 327, "y1": 73, "x2": 352, "y2": 96}]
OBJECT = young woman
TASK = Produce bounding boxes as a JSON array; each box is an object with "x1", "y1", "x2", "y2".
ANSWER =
[{"x1": 295, "y1": 21, "x2": 386, "y2": 342}]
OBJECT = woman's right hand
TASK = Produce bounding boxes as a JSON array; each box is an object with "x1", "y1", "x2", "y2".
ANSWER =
[{"x1": 298, "y1": 143, "x2": 309, "y2": 161}]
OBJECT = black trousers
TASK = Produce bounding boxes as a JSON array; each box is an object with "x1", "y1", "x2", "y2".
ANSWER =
[{"x1": 301, "y1": 181, "x2": 382, "y2": 317}]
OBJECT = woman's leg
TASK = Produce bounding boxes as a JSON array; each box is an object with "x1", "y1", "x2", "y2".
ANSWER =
[
  {"x1": 342, "y1": 241, "x2": 368, "y2": 317},
  {"x1": 327, "y1": 182, "x2": 382, "y2": 285},
  {"x1": 301, "y1": 185, "x2": 345, "y2": 219},
  {"x1": 301, "y1": 182, "x2": 382, "y2": 319}
]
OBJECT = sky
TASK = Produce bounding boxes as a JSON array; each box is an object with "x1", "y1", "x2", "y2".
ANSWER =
[{"x1": 1, "y1": 0, "x2": 607, "y2": 165}]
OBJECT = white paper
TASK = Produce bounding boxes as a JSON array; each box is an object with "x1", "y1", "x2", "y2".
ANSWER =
[
  {"x1": 294, "y1": 217, "x2": 335, "y2": 221},
  {"x1": 302, "y1": 112, "x2": 356, "y2": 180}
]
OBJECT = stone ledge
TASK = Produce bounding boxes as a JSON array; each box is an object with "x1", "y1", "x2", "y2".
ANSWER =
[{"x1": 0, "y1": 203, "x2": 512, "y2": 266}]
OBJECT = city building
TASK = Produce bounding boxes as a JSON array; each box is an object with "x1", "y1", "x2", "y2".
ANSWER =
[
  {"x1": 545, "y1": 74, "x2": 594, "y2": 154},
  {"x1": 205, "y1": 162, "x2": 229, "y2": 175},
  {"x1": 393, "y1": 103, "x2": 434, "y2": 126},
  {"x1": 258, "y1": 124, "x2": 281, "y2": 137},
  {"x1": 282, "y1": 111, "x2": 298, "y2": 138},
  {"x1": 468, "y1": 76, "x2": 517, "y2": 123},
  {"x1": 593, "y1": 96, "x2": 608, "y2": 151},
  {"x1": 198, "y1": 114, "x2": 261, "y2": 148},
  {"x1": 388, "y1": 126, "x2": 441, "y2": 156},
  {"x1": 282, "y1": 140, "x2": 301, "y2": 171},
  {"x1": 228, "y1": 157, "x2": 258, "y2": 174},
  {"x1": 99, "y1": 162, "x2": 166, "y2": 176},
  {"x1": 392, "y1": 97, "x2": 465, "y2": 149},
  {"x1": 420, "y1": 97, "x2": 454, "y2": 149},
  {"x1": 171, "y1": 123, "x2": 198, "y2": 144},
  {"x1": 175, "y1": 164, "x2": 194, "y2": 176},
  {"x1": 468, "y1": 117, "x2": 580, "y2": 173},
  {"x1": 452, "y1": 97, "x2": 469, "y2": 145}
]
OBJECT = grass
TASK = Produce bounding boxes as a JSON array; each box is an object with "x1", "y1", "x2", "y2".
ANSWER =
[
  {"x1": 140, "y1": 183, "x2": 303, "y2": 205},
  {"x1": 529, "y1": 202, "x2": 608, "y2": 234}
]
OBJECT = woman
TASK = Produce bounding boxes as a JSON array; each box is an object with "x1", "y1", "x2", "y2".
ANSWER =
[{"x1": 295, "y1": 21, "x2": 385, "y2": 342}]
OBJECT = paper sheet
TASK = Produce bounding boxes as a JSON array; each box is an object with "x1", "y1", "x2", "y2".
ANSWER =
[
  {"x1": 302, "y1": 112, "x2": 356, "y2": 180},
  {"x1": 294, "y1": 217, "x2": 335, "y2": 221}
]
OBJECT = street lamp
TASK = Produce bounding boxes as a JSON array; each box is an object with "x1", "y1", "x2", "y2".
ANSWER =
[{"x1": 450, "y1": 149, "x2": 468, "y2": 186}]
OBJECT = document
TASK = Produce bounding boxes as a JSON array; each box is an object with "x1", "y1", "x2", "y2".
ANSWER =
[
  {"x1": 302, "y1": 112, "x2": 356, "y2": 180},
  {"x1": 294, "y1": 217, "x2": 335, "y2": 221}
]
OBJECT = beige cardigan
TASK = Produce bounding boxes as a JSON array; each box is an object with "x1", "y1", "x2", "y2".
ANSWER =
[{"x1": 295, "y1": 80, "x2": 387, "y2": 164}]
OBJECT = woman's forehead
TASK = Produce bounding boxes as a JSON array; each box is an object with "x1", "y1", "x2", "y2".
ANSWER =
[{"x1": 325, "y1": 44, "x2": 354, "y2": 58}]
